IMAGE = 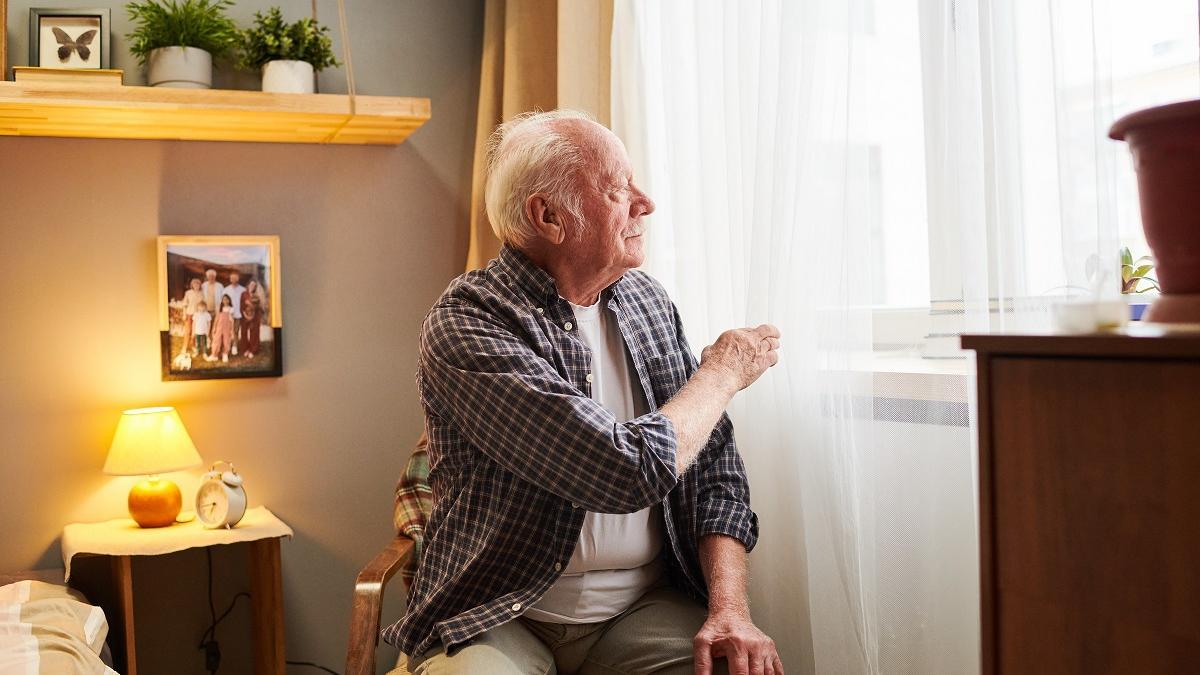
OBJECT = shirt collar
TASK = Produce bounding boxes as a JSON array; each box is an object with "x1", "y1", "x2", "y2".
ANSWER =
[
  {"x1": 496, "y1": 244, "x2": 630, "y2": 308},
  {"x1": 497, "y1": 245, "x2": 559, "y2": 303}
]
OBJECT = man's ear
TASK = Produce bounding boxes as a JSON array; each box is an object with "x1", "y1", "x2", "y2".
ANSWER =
[{"x1": 526, "y1": 193, "x2": 565, "y2": 245}]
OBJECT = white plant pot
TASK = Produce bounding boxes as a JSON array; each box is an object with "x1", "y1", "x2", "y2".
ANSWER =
[
  {"x1": 147, "y1": 46, "x2": 213, "y2": 89},
  {"x1": 261, "y1": 60, "x2": 315, "y2": 94}
]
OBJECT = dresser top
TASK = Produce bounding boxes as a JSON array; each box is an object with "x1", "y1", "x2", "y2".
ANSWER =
[{"x1": 961, "y1": 324, "x2": 1200, "y2": 359}]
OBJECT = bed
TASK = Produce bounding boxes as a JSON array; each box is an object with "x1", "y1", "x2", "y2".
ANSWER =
[{"x1": 0, "y1": 569, "x2": 116, "y2": 674}]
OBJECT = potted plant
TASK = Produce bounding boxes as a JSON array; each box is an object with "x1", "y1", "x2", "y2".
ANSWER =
[
  {"x1": 239, "y1": 7, "x2": 339, "y2": 94},
  {"x1": 1120, "y1": 247, "x2": 1159, "y2": 321},
  {"x1": 1110, "y1": 99, "x2": 1200, "y2": 322},
  {"x1": 126, "y1": 0, "x2": 240, "y2": 89}
]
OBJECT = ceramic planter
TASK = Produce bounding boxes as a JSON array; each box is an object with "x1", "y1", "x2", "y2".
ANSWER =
[
  {"x1": 1110, "y1": 100, "x2": 1200, "y2": 322},
  {"x1": 147, "y1": 46, "x2": 213, "y2": 89},
  {"x1": 261, "y1": 60, "x2": 315, "y2": 94}
]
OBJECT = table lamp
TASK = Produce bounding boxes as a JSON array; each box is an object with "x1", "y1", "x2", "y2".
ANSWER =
[{"x1": 103, "y1": 407, "x2": 202, "y2": 528}]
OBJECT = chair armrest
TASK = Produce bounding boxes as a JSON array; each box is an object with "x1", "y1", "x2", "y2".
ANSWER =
[{"x1": 345, "y1": 535, "x2": 415, "y2": 675}]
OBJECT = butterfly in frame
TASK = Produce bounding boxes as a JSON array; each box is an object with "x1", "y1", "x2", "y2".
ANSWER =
[{"x1": 51, "y1": 27, "x2": 98, "y2": 62}]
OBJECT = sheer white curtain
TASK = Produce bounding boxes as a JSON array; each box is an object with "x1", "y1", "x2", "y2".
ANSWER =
[
  {"x1": 613, "y1": 0, "x2": 1197, "y2": 672},
  {"x1": 615, "y1": 2, "x2": 886, "y2": 671}
]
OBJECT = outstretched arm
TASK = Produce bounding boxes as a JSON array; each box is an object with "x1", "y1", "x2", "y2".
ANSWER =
[{"x1": 661, "y1": 323, "x2": 781, "y2": 473}]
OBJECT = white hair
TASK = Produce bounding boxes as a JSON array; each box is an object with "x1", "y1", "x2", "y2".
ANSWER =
[{"x1": 484, "y1": 109, "x2": 596, "y2": 247}]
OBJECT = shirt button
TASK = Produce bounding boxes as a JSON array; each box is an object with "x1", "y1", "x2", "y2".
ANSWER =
[
  {"x1": 572, "y1": 502, "x2": 581, "y2": 509},
  {"x1": 564, "y1": 321, "x2": 573, "y2": 330},
  {"x1": 535, "y1": 307, "x2": 544, "y2": 315},
  {"x1": 511, "y1": 602, "x2": 522, "y2": 612},
  {"x1": 585, "y1": 372, "x2": 594, "y2": 383},
  {"x1": 554, "y1": 562, "x2": 562, "y2": 572}
]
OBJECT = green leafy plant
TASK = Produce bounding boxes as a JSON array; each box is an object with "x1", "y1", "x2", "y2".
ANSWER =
[
  {"x1": 239, "y1": 7, "x2": 340, "y2": 72},
  {"x1": 1120, "y1": 247, "x2": 1159, "y2": 294},
  {"x1": 125, "y1": 0, "x2": 241, "y2": 66}
]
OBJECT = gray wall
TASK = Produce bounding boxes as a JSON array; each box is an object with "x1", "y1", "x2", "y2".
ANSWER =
[{"x1": 0, "y1": 1, "x2": 483, "y2": 672}]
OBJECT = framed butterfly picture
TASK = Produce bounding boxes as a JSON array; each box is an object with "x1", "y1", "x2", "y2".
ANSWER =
[{"x1": 28, "y1": 8, "x2": 110, "y2": 70}]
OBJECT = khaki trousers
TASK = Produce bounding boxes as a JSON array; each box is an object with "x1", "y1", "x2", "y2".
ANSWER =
[{"x1": 393, "y1": 586, "x2": 729, "y2": 675}]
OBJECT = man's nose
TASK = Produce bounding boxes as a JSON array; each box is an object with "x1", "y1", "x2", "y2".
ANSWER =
[{"x1": 634, "y1": 188, "x2": 655, "y2": 217}]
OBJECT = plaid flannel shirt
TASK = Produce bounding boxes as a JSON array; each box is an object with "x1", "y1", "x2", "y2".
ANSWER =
[{"x1": 382, "y1": 245, "x2": 759, "y2": 657}]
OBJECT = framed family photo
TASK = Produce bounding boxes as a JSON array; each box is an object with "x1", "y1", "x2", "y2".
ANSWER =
[
  {"x1": 158, "y1": 236, "x2": 283, "y2": 381},
  {"x1": 28, "y1": 7, "x2": 110, "y2": 69}
]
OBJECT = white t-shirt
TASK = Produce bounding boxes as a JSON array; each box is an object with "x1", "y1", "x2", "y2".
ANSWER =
[
  {"x1": 525, "y1": 298, "x2": 664, "y2": 624},
  {"x1": 192, "y1": 310, "x2": 212, "y2": 336},
  {"x1": 224, "y1": 284, "x2": 246, "y2": 319}
]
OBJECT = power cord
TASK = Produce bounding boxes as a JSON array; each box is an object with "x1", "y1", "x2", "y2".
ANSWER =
[
  {"x1": 285, "y1": 661, "x2": 341, "y2": 674},
  {"x1": 196, "y1": 547, "x2": 342, "y2": 675},
  {"x1": 198, "y1": 548, "x2": 251, "y2": 673}
]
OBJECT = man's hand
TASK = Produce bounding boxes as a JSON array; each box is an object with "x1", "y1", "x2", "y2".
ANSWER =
[
  {"x1": 694, "y1": 610, "x2": 784, "y2": 675},
  {"x1": 661, "y1": 324, "x2": 782, "y2": 472},
  {"x1": 700, "y1": 324, "x2": 781, "y2": 391}
]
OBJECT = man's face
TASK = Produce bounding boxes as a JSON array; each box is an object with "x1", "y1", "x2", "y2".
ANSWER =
[
  {"x1": 561, "y1": 125, "x2": 655, "y2": 278},
  {"x1": 230, "y1": 273, "x2": 240, "y2": 285},
  {"x1": 206, "y1": 271, "x2": 216, "y2": 282}
]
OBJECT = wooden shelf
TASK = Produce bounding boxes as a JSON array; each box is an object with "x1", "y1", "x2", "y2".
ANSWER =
[{"x1": 0, "y1": 81, "x2": 431, "y2": 145}]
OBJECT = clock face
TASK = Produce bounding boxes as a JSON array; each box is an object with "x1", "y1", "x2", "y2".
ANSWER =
[{"x1": 197, "y1": 481, "x2": 229, "y2": 525}]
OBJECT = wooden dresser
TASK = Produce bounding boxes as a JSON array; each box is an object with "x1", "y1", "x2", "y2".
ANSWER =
[{"x1": 963, "y1": 329, "x2": 1200, "y2": 675}]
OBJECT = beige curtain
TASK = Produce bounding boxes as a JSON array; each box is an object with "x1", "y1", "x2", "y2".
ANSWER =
[{"x1": 465, "y1": 0, "x2": 613, "y2": 272}]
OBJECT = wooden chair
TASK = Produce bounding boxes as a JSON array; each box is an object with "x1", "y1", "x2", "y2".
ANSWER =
[
  {"x1": 345, "y1": 535, "x2": 415, "y2": 675},
  {"x1": 345, "y1": 434, "x2": 431, "y2": 675}
]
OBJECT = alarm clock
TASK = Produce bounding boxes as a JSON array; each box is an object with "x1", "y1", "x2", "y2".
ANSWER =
[{"x1": 195, "y1": 461, "x2": 248, "y2": 529}]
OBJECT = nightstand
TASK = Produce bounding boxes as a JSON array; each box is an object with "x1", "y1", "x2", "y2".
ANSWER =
[{"x1": 62, "y1": 506, "x2": 293, "y2": 675}]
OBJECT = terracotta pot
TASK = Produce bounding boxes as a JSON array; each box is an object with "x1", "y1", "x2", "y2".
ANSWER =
[{"x1": 1109, "y1": 100, "x2": 1200, "y2": 295}]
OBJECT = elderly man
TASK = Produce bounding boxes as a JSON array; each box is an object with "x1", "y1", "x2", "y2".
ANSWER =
[
  {"x1": 388, "y1": 110, "x2": 782, "y2": 675},
  {"x1": 201, "y1": 269, "x2": 224, "y2": 316}
]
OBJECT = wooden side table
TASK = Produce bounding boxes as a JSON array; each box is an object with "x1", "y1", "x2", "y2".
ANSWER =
[
  {"x1": 963, "y1": 328, "x2": 1200, "y2": 674},
  {"x1": 62, "y1": 506, "x2": 293, "y2": 675}
]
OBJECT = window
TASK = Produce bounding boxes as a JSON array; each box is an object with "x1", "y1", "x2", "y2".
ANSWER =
[{"x1": 860, "y1": 0, "x2": 1200, "y2": 310}]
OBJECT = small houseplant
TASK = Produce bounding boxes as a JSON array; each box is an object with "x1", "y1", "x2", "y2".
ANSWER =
[
  {"x1": 239, "y1": 7, "x2": 340, "y2": 94},
  {"x1": 126, "y1": 0, "x2": 240, "y2": 88},
  {"x1": 1120, "y1": 247, "x2": 1159, "y2": 294},
  {"x1": 1120, "y1": 247, "x2": 1159, "y2": 321}
]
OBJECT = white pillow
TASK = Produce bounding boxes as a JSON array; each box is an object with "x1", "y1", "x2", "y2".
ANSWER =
[{"x1": 0, "y1": 580, "x2": 116, "y2": 674}]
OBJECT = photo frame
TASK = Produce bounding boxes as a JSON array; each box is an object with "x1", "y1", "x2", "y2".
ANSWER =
[
  {"x1": 157, "y1": 236, "x2": 284, "y2": 381},
  {"x1": 28, "y1": 7, "x2": 110, "y2": 70}
]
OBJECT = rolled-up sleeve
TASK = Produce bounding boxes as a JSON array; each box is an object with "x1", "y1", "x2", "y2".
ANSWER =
[
  {"x1": 418, "y1": 299, "x2": 680, "y2": 514},
  {"x1": 694, "y1": 415, "x2": 759, "y2": 552}
]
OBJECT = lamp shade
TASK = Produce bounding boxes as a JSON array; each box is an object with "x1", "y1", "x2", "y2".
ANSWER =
[{"x1": 103, "y1": 407, "x2": 202, "y2": 476}]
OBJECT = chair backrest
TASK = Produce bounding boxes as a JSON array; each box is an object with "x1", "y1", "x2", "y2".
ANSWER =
[{"x1": 393, "y1": 431, "x2": 432, "y2": 589}]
